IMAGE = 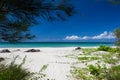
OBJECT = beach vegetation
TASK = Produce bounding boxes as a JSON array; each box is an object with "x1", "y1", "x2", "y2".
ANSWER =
[
  {"x1": 108, "y1": 48, "x2": 120, "y2": 53},
  {"x1": 0, "y1": 56, "x2": 32, "y2": 80},
  {"x1": 88, "y1": 64, "x2": 107, "y2": 80},
  {"x1": 97, "y1": 45, "x2": 120, "y2": 53},
  {"x1": 109, "y1": 0, "x2": 120, "y2": 4},
  {"x1": 88, "y1": 64, "x2": 101, "y2": 76},
  {"x1": 70, "y1": 66, "x2": 90, "y2": 80},
  {"x1": 71, "y1": 46, "x2": 120, "y2": 80},
  {"x1": 0, "y1": 0, "x2": 75, "y2": 42},
  {"x1": 81, "y1": 48, "x2": 97, "y2": 55},
  {"x1": 78, "y1": 56, "x2": 89, "y2": 61},
  {"x1": 39, "y1": 64, "x2": 48, "y2": 73},
  {"x1": 101, "y1": 53, "x2": 119, "y2": 64},
  {"x1": 71, "y1": 63, "x2": 120, "y2": 80},
  {"x1": 97, "y1": 45, "x2": 111, "y2": 51},
  {"x1": 71, "y1": 64, "x2": 107, "y2": 80},
  {"x1": 105, "y1": 65, "x2": 120, "y2": 80},
  {"x1": 114, "y1": 27, "x2": 120, "y2": 48},
  {"x1": 0, "y1": 56, "x2": 48, "y2": 80},
  {"x1": 78, "y1": 56, "x2": 100, "y2": 61}
]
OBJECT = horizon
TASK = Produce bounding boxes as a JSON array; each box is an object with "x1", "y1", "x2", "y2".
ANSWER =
[
  {"x1": 0, "y1": 41, "x2": 115, "y2": 43},
  {"x1": 0, "y1": 41, "x2": 114, "y2": 48}
]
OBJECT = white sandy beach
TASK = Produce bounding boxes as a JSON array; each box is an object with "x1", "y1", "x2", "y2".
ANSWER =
[
  {"x1": 0, "y1": 46, "x2": 115, "y2": 80},
  {"x1": 0, "y1": 47, "x2": 80, "y2": 80}
]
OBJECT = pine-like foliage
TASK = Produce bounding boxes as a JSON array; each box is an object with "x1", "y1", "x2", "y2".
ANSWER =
[
  {"x1": 114, "y1": 28, "x2": 120, "y2": 48},
  {"x1": 0, "y1": 0, "x2": 75, "y2": 42}
]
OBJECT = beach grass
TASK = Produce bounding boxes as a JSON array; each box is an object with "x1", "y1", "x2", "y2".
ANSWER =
[
  {"x1": 0, "y1": 56, "x2": 48, "y2": 80},
  {"x1": 0, "y1": 56, "x2": 33, "y2": 80},
  {"x1": 106, "y1": 65, "x2": 120, "y2": 80},
  {"x1": 0, "y1": 46, "x2": 119, "y2": 80},
  {"x1": 70, "y1": 46, "x2": 120, "y2": 80}
]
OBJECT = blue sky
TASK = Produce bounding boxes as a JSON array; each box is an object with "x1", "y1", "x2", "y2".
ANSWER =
[{"x1": 29, "y1": 0, "x2": 120, "y2": 42}]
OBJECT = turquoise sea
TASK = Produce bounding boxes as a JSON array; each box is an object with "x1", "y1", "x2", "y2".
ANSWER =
[{"x1": 0, "y1": 42, "x2": 115, "y2": 48}]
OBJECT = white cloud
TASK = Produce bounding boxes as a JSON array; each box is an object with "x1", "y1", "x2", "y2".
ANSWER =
[
  {"x1": 82, "y1": 36, "x2": 90, "y2": 40},
  {"x1": 92, "y1": 31, "x2": 115, "y2": 39},
  {"x1": 65, "y1": 35, "x2": 80, "y2": 40},
  {"x1": 64, "y1": 31, "x2": 115, "y2": 40}
]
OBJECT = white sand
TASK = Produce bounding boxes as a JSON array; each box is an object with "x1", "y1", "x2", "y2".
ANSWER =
[
  {"x1": 0, "y1": 47, "x2": 79, "y2": 80},
  {"x1": 0, "y1": 46, "x2": 114, "y2": 80}
]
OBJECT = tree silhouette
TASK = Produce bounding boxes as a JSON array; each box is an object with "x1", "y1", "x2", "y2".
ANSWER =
[
  {"x1": 114, "y1": 28, "x2": 120, "y2": 48},
  {"x1": 0, "y1": 0, "x2": 75, "y2": 42},
  {"x1": 109, "y1": 0, "x2": 120, "y2": 4},
  {"x1": 108, "y1": 0, "x2": 120, "y2": 47}
]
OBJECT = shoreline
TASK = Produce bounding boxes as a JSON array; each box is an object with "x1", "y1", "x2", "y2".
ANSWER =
[
  {"x1": 0, "y1": 46, "x2": 116, "y2": 49},
  {"x1": 0, "y1": 42, "x2": 115, "y2": 48}
]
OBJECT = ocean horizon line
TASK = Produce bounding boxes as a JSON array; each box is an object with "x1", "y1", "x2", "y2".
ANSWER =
[
  {"x1": 0, "y1": 42, "x2": 115, "y2": 48},
  {"x1": 0, "y1": 41, "x2": 115, "y2": 43}
]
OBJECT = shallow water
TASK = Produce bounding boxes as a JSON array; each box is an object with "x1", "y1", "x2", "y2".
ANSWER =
[{"x1": 0, "y1": 42, "x2": 114, "y2": 48}]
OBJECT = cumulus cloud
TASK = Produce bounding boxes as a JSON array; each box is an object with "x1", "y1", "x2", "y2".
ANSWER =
[
  {"x1": 64, "y1": 31, "x2": 115, "y2": 40},
  {"x1": 65, "y1": 35, "x2": 80, "y2": 40},
  {"x1": 92, "y1": 31, "x2": 115, "y2": 39},
  {"x1": 82, "y1": 36, "x2": 90, "y2": 40}
]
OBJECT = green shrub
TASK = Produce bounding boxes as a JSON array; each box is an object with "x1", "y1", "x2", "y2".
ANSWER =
[
  {"x1": 82, "y1": 48, "x2": 97, "y2": 55},
  {"x1": 98, "y1": 45, "x2": 120, "y2": 53},
  {"x1": 0, "y1": 56, "x2": 33, "y2": 80},
  {"x1": 78, "y1": 56, "x2": 100, "y2": 61},
  {"x1": 88, "y1": 64, "x2": 101, "y2": 76},
  {"x1": 0, "y1": 56, "x2": 48, "y2": 80},
  {"x1": 70, "y1": 66, "x2": 91, "y2": 80},
  {"x1": 78, "y1": 56, "x2": 89, "y2": 61},
  {"x1": 0, "y1": 64, "x2": 32, "y2": 80},
  {"x1": 108, "y1": 48, "x2": 120, "y2": 53},
  {"x1": 90, "y1": 57, "x2": 100, "y2": 61},
  {"x1": 106, "y1": 65, "x2": 120, "y2": 80},
  {"x1": 71, "y1": 64, "x2": 107, "y2": 80},
  {"x1": 98, "y1": 45, "x2": 111, "y2": 51}
]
